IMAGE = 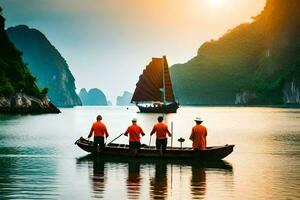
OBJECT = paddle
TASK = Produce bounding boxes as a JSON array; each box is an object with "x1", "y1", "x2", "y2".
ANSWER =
[
  {"x1": 171, "y1": 121, "x2": 173, "y2": 150},
  {"x1": 149, "y1": 134, "x2": 152, "y2": 148},
  {"x1": 107, "y1": 133, "x2": 124, "y2": 146}
]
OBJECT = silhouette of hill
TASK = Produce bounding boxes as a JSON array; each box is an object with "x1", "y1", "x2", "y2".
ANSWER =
[
  {"x1": 79, "y1": 88, "x2": 108, "y2": 105},
  {"x1": 0, "y1": 8, "x2": 59, "y2": 113},
  {"x1": 6, "y1": 25, "x2": 81, "y2": 107},
  {"x1": 170, "y1": 0, "x2": 300, "y2": 105}
]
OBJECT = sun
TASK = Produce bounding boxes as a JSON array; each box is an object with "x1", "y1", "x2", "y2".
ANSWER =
[{"x1": 210, "y1": 0, "x2": 225, "y2": 6}]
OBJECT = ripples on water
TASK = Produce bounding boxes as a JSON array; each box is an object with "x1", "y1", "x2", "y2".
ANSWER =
[{"x1": 0, "y1": 106, "x2": 300, "y2": 199}]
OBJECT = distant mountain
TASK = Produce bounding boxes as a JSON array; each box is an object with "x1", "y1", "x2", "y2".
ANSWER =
[
  {"x1": 107, "y1": 100, "x2": 112, "y2": 106},
  {"x1": 78, "y1": 88, "x2": 89, "y2": 105},
  {"x1": 0, "y1": 8, "x2": 59, "y2": 113},
  {"x1": 79, "y1": 88, "x2": 108, "y2": 105},
  {"x1": 170, "y1": 0, "x2": 300, "y2": 105},
  {"x1": 116, "y1": 91, "x2": 134, "y2": 106},
  {"x1": 6, "y1": 25, "x2": 81, "y2": 107}
]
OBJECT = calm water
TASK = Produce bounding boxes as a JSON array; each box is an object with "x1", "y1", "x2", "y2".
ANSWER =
[{"x1": 0, "y1": 106, "x2": 299, "y2": 199}]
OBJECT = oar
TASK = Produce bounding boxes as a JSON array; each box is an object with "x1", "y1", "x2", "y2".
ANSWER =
[
  {"x1": 149, "y1": 134, "x2": 152, "y2": 148},
  {"x1": 107, "y1": 133, "x2": 124, "y2": 146},
  {"x1": 171, "y1": 121, "x2": 173, "y2": 150}
]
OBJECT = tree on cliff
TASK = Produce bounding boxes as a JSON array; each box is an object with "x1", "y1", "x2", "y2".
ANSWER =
[
  {"x1": 6, "y1": 25, "x2": 82, "y2": 107},
  {"x1": 0, "y1": 7, "x2": 46, "y2": 98},
  {"x1": 170, "y1": 0, "x2": 300, "y2": 105}
]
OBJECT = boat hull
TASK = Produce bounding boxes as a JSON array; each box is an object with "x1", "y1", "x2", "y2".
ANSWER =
[
  {"x1": 137, "y1": 102, "x2": 179, "y2": 113},
  {"x1": 75, "y1": 138, "x2": 234, "y2": 161}
]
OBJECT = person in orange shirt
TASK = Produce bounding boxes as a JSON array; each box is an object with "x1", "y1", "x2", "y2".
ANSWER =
[
  {"x1": 88, "y1": 115, "x2": 109, "y2": 151},
  {"x1": 189, "y1": 117, "x2": 207, "y2": 151},
  {"x1": 124, "y1": 118, "x2": 145, "y2": 149},
  {"x1": 150, "y1": 116, "x2": 172, "y2": 152}
]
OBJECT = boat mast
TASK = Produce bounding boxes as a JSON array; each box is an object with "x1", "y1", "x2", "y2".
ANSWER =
[{"x1": 162, "y1": 57, "x2": 166, "y2": 104}]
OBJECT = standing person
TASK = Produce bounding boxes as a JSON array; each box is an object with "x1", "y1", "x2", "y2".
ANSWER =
[
  {"x1": 124, "y1": 118, "x2": 145, "y2": 149},
  {"x1": 189, "y1": 117, "x2": 207, "y2": 150},
  {"x1": 88, "y1": 115, "x2": 109, "y2": 152},
  {"x1": 150, "y1": 116, "x2": 172, "y2": 152}
]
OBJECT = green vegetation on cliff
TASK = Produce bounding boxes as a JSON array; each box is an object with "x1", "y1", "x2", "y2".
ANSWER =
[
  {"x1": 0, "y1": 8, "x2": 46, "y2": 98},
  {"x1": 6, "y1": 25, "x2": 81, "y2": 107},
  {"x1": 170, "y1": 0, "x2": 300, "y2": 105}
]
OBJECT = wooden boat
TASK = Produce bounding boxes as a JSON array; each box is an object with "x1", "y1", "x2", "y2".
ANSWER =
[
  {"x1": 75, "y1": 137, "x2": 234, "y2": 161},
  {"x1": 131, "y1": 56, "x2": 179, "y2": 113},
  {"x1": 137, "y1": 102, "x2": 179, "y2": 113}
]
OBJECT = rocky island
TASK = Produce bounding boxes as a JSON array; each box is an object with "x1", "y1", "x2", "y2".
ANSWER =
[
  {"x1": 116, "y1": 91, "x2": 134, "y2": 106},
  {"x1": 6, "y1": 25, "x2": 81, "y2": 107},
  {"x1": 78, "y1": 88, "x2": 108, "y2": 106},
  {"x1": 0, "y1": 8, "x2": 60, "y2": 114}
]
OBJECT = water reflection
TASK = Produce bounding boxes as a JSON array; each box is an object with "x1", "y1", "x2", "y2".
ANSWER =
[
  {"x1": 191, "y1": 161, "x2": 233, "y2": 199},
  {"x1": 150, "y1": 161, "x2": 168, "y2": 199},
  {"x1": 90, "y1": 157, "x2": 106, "y2": 198},
  {"x1": 191, "y1": 165, "x2": 206, "y2": 199},
  {"x1": 77, "y1": 155, "x2": 233, "y2": 200},
  {"x1": 127, "y1": 161, "x2": 142, "y2": 199},
  {"x1": 76, "y1": 156, "x2": 107, "y2": 198}
]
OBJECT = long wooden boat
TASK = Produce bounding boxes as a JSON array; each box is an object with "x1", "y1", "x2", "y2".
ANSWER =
[{"x1": 75, "y1": 137, "x2": 234, "y2": 161}]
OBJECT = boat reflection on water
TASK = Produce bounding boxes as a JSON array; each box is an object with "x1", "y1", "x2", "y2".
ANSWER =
[
  {"x1": 90, "y1": 157, "x2": 106, "y2": 199},
  {"x1": 191, "y1": 165, "x2": 206, "y2": 198},
  {"x1": 150, "y1": 162, "x2": 168, "y2": 199},
  {"x1": 127, "y1": 161, "x2": 142, "y2": 199},
  {"x1": 76, "y1": 155, "x2": 233, "y2": 199}
]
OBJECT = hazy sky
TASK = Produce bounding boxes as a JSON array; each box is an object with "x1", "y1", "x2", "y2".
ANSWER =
[{"x1": 1, "y1": 0, "x2": 266, "y2": 103}]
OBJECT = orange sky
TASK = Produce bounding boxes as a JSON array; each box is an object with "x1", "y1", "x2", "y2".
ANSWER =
[{"x1": 2, "y1": 0, "x2": 266, "y2": 102}]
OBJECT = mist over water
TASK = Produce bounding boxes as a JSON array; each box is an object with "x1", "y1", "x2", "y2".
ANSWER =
[{"x1": 0, "y1": 106, "x2": 299, "y2": 199}]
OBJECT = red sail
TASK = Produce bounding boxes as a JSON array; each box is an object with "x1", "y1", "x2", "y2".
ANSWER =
[
  {"x1": 131, "y1": 56, "x2": 175, "y2": 103},
  {"x1": 163, "y1": 56, "x2": 175, "y2": 102}
]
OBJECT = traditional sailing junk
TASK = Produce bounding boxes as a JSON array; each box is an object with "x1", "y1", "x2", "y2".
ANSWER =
[{"x1": 131, "y1": 56, "x2": 179, "y2": 113}]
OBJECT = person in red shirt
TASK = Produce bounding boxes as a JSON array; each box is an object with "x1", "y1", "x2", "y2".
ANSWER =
[
  {"x1": 88, "y1": 115, "x2": 109, "y2": 151},
  {"x1": 150, "y1": 116, "x2": 172, "y2": 152},
  {"x1": 189, "y1": 117, "x2": 207, "y2": 151},
  {"x1": 124, "y1": 118, "x2": 145, "y2": 149}
]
